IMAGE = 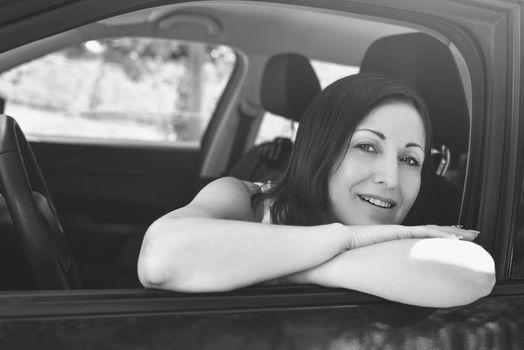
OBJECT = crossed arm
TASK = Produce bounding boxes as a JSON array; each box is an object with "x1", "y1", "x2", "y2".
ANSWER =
[{"x1": 137, "y1": 177, "x2": 495, "y2": 307}]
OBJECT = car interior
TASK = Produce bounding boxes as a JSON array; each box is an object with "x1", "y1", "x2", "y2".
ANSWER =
[
  {"x1": 227, "y1": 52, "x2": 322, "y2": 182},
  {"x1": 0, "y1": 1, "x2": 471, "y2": 291}
]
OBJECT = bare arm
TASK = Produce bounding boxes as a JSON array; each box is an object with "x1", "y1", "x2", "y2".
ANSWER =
[
  {"x1": 284, "y1": 238, "x2": 495, "y2": 307},
  {"x1": 137, "y1": 177, "x2": 350, "y2": 291}
]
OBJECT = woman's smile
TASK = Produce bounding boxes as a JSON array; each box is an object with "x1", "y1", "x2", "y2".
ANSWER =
[
  {"x1": 357, "y1": 194, "x2": 396, "y2": 209},
  {"x1": 353, "y1": 191, "x2": 401, "y2": 224}
]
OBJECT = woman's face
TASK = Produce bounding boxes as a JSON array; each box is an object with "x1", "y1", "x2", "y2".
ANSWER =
[{"x1": 328, "y1": 101, "x2": 426, "y2": 225}]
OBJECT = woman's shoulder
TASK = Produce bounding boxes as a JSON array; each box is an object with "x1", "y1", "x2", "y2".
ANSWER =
[
  {"x1": 192, "y1": 177, "x2": 259, "y2": 220},
  {"x1": 205, "y1": 176, "x2": 274, "y2": 197},
  {"x1": 204, "y1": 176, "x2": 259, "y2": 196}
]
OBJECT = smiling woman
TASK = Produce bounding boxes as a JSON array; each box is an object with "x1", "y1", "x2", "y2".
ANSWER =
[
  {"x1": 137, "y1": 72, "x2": 495, "y2": 307},
  {"x1": 329, "y1": 102, "x2": 425, "y2": 225}
]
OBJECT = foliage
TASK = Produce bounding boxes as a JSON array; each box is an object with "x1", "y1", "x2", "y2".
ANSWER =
[
  {"x1": 0, "y1": 37, "x2": 236, "y2": 142},
  {"x1": 63, "y1": 37, "x2": 234, "y2": 82}
]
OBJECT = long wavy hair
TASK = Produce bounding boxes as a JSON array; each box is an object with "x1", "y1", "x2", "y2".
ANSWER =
[{"x1": 258, "y1": 72, "x2": 432, "y2": 226}]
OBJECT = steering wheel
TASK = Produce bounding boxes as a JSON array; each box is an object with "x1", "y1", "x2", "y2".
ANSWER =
[{"x1": 0, "y1": 115, "x2": 80, "y2": 289}]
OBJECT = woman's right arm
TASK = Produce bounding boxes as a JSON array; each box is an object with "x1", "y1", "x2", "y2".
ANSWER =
[
  {"x1": 137, "y1": 177, "x2": 350, "y2": 292},
  {"x1": 137, "y1": 177, "x2": 474, "y2": 292}
]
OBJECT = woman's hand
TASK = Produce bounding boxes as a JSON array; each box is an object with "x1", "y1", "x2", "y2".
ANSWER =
[{"x1": 346, "y1": 224, "x2": 480, "y2": 250}]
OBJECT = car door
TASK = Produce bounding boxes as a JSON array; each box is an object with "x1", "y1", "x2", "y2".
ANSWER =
[{"x1": 0, "y1": 0, "x2": 523, "y2": 349}]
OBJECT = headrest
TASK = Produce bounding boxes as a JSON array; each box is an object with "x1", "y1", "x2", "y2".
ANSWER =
[
  {"x1": 360, "y1": 33, "x2": 469, "y2": 155},
  {"x1": 260, "y1": 53, "x2": 321, "y2": 122}
]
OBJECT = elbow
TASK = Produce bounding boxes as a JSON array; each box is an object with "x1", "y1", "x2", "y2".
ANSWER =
[
  {"x1": 453, "y1": 268, "x2": 495, "y2": 307},
  {"x1": 137, "y1": 222, "x2": 171, "y2": 289},
  {"x1": 137, "y1": 219, "x2": 238, "y2": 293},
  {"x1": 478, "y1": 270, "x2": 496, "y2": 298},
  {"x1": 453, "y1": 243, "x2": 496, "y2": 305},
  {"x1": 139, "y1": 250, "x2": 235, "y2": 292},
  {"x1": 412, "y1": 240, "x2": 496, "y2": 307},
  {"x1": 137, "y1": 254, "x2": 168, "y2": 290},
  {"x1": 138, "y1": 220, "x2": 194, "y2": 291},
  {"x1": 469, "y1": 250, "x2": 496, "y2": 300}
]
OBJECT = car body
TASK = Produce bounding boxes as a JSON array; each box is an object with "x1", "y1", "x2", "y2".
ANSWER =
[{"x1": 0, "y1": 0, "x2": 523, "y2": 348}]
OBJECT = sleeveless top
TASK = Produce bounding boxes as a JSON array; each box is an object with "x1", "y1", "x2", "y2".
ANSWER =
[{"x1": 252, "y1": 181, "x2": 273, "y2": 224}]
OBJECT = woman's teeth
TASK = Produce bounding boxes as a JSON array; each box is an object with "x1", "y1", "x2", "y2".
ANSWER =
[{"x1": 359, "y1": 195, "x2": 393, "y2": 208}]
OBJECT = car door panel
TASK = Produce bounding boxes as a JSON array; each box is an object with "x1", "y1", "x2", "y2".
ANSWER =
[
  {"x1": 33, "y1": 142, "x2": 198, "y2": 223},
  {"x1": 30, "y1": 140, "x2": 201, "y2": 288},
  {"x1": 0, "y1": 286, "x2": 522, "y2": 349}
]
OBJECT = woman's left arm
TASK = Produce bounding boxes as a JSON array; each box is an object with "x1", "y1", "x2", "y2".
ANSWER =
[{"x1": 285, "y1": 238, "x2": 495, "y2": 308}]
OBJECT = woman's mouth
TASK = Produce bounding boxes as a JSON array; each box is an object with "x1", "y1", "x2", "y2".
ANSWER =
[{"x1": 358, "y1": 194, "x2": 395, "y2": 209}]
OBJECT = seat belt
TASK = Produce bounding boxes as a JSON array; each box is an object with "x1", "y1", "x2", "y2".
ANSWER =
[{"x1": 227, "y1": 100, "x2": 261, "y2": 170}]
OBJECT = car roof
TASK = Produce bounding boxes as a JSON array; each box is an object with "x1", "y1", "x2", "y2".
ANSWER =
[
  {"x1": 99, "y1": 2, "x2": 417, "y2": 66},
  {"x1": 0, "y1": 1, "x2": 419, "y2": 70}
]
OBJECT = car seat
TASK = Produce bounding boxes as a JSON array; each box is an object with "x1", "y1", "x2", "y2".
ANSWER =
[
  {"x1": 360, "y1": 32, "x2": 469, "y2": 225},
  {"x1": 227, "y1": 53, "x2": 321, "y2": 182}
]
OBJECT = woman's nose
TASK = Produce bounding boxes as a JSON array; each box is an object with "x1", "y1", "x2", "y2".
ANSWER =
[{"x1": 373, "y1": 157, "x2": 399, "y2": 189}]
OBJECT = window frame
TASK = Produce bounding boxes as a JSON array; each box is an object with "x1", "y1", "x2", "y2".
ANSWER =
[{"x1": 0, "y1": 0, "x2": 521, "y2": 315}]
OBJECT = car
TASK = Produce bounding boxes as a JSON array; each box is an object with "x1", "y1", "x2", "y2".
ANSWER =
[{"x1": 0, "y1": 0, "x2": 522, "y2": 348}]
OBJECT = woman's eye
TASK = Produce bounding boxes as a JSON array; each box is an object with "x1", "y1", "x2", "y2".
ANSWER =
[
  {"x1": 356, "y1": 144, "x2": 376, "y2": 153},
  {"x1": 400, "y1": 156, "x2": 420, "y2": 167}
]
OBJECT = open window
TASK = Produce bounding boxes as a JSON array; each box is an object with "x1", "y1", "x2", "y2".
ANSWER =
[
  {"x1": 0, "y1": 0, "x2": 476, "y2": 292},
  {"x1": 0, "y1": 0, "x2": 517, "y2": 335}
]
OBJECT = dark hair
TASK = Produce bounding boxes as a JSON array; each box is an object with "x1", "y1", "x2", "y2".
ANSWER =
[{"x1": 261, "y1": 72, "x2": 432, "y2": 226}]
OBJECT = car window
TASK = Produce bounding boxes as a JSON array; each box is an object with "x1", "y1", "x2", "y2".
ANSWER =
[
  {"x1": 254, "y1": 60, "x2": 359, "y2": 145},
  {"x1": 0, "y1": 37, "x2": 236, "y2": 147}
]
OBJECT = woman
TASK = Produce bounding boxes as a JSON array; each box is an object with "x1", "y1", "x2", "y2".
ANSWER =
[{"x1": 138, "y1": 73, "x2": 495, "y2": 307}]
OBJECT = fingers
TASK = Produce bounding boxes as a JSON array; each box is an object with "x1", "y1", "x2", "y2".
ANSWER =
[
  {"x1": 346, "y1": 224, "x2": 481, "y2": 251},
  {"x1": 424, "y1": 225, "x2": 480, "y2": 241},
  {"x1": 396, "y1": 225, "x2": 459, "y2": 240}
]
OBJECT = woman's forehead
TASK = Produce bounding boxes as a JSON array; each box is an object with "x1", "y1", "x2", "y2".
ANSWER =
[{"x1": 355, "y1": 102, "x2": 426, "y2": 144}]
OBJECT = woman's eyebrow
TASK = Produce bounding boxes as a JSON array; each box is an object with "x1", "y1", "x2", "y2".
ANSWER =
[
  {"x1": 356, "y1": 129, "x2": 424, "y2": 151},
  {"x1": 355, "y1": 128, "x2": 385, "y2": 139},
  {"x1": 406, "y1": 142, "x2": 425, "y2": 151}
]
